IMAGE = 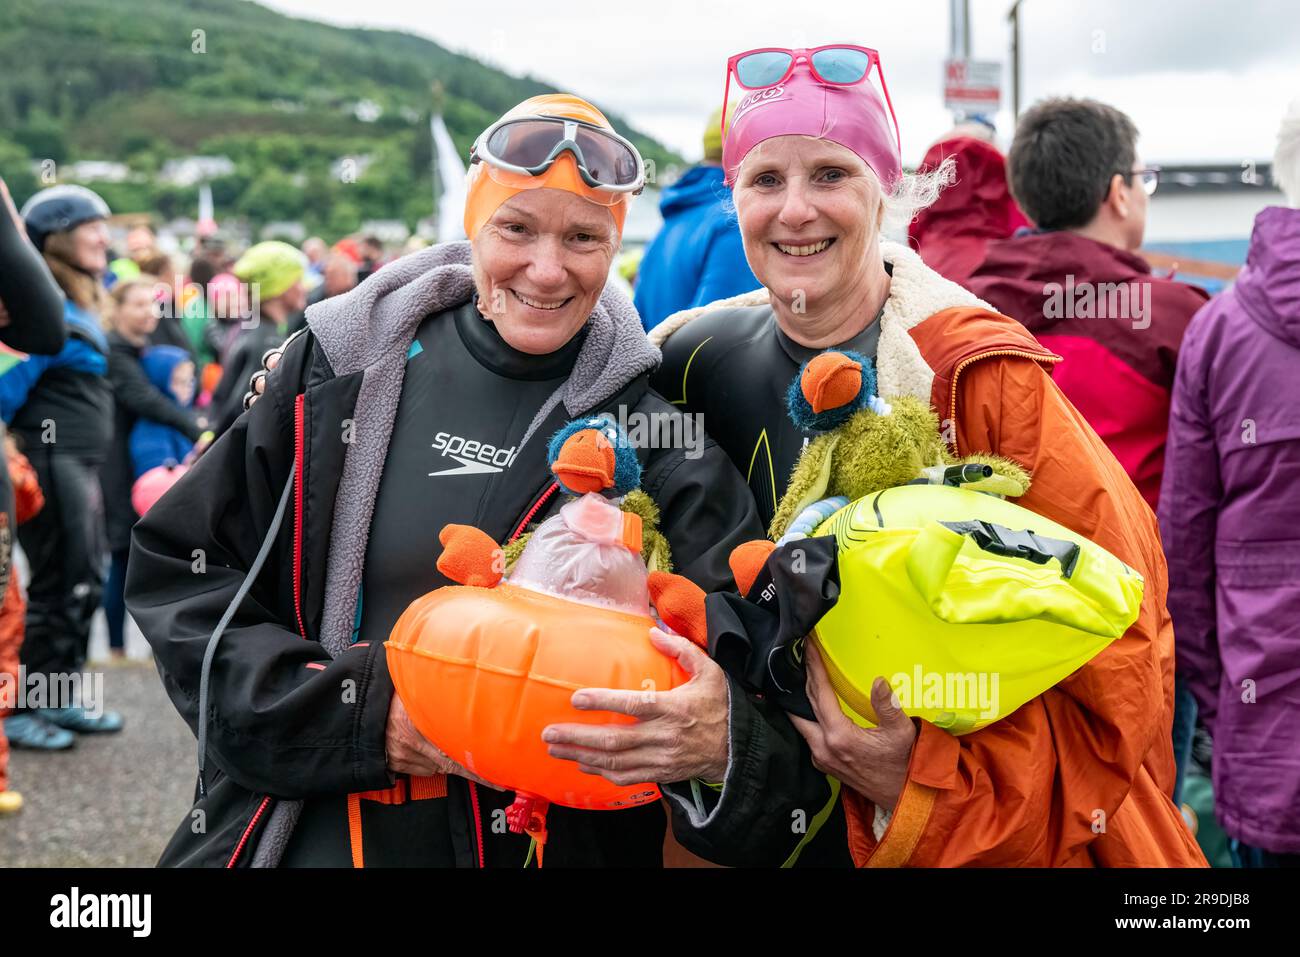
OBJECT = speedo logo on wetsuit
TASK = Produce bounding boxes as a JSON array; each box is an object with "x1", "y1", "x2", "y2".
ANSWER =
[{"x1": 428, "y1": 431, "x2": 519, "y2": 477}]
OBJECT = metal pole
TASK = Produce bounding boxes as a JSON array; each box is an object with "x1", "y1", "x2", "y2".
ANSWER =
[
  {"x1": 950, "y1": 0, "x2": 970, "y2": 124},
  {"x1": 430, "y1": 81, "x2": 444, "y2": 237},
  {"x1": 1008, "y1": 0, "x2": 1024, "y2": 120}
]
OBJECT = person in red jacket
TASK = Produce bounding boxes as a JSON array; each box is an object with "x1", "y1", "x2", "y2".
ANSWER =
[
  {"x1": 966, "y1": 98, "x2": 1208, "y2": 511},
  {"x1": 907, "y1": 131, "x2": 1030, "y2": 286}
]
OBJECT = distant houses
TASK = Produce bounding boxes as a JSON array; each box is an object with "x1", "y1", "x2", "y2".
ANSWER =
[{"x1": 159, "y1": 156, "x2": 236, "y2": 187}]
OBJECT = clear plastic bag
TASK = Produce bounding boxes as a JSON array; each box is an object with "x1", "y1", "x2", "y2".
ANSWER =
[{"x1": 507, "y1": 493, "x2": 651, "y2": 616}]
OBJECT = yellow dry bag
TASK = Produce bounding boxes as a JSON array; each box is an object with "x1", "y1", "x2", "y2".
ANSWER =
[{"x1": 811, "y1": 484, "x2": 1144, "y2": 734}]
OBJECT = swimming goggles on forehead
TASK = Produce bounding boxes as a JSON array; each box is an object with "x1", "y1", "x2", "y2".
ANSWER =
[
  {"x1": 470, "y1": 115, "x2": 646, "y2": 194},
  {"x1": 721, "y1": 44, "x2": 901, "y2": 152}
]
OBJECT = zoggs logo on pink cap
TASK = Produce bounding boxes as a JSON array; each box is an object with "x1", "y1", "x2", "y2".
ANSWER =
[{"x1": 732, "y1": 85, "x2": 788, "y2": 121}]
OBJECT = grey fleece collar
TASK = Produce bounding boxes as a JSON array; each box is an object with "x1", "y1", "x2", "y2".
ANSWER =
[
  {"x1": 251, "y1": 241, "x2": 659, "y2": 867},
  {"x1": 307, "y1": 240, "x2": 660, "y2": 425}
]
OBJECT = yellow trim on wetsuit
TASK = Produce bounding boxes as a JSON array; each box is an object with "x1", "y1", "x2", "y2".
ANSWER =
[
  {"x1": 746, "y1": 428, "x2": 778, "y2": 521},
  {"x1": 670, "y1": 336, "x2": 713, "y2": 406}
]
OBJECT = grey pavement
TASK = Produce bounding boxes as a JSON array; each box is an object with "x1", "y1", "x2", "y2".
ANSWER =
[{"x1": 1, "y1": 613, "x2": 196, "y2": 867}]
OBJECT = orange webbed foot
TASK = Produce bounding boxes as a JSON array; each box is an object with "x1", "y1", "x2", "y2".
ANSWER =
[
  {"x1": 647, "y1": 571, "x2": 708, "y2": 649},
  {"x1": 729, "y1": 540, "x2": 777, "y2": 597},
  {"x1": 436, "y1": 524, "x2": 504, "y2": 587}
]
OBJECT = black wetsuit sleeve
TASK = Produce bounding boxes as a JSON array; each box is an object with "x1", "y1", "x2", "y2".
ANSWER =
[
  {"x1": 0, "y1": 192, "x2": 66, "y2": 356},
  {"x1": 650, "y1": 323, "x2": 850, "y2": 867},
  {"x1": 635, "y1": 396, "x2": 843, "y2": 867},
  {"x1": 664, "y1": 679, "x2": 842, "y2": 867}
]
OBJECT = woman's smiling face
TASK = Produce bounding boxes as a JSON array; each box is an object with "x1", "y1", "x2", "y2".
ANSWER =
[
  {"x1": 472, "y1": 189, "x2": 617, "y2": 355},
  {"x1": 732, "y1": 135, "x2": 882, "y2": 319}
]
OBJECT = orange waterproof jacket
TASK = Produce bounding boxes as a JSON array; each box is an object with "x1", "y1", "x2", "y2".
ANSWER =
[{"x1": 843, "y1": 305, "x2": 1207, "y2": 867}]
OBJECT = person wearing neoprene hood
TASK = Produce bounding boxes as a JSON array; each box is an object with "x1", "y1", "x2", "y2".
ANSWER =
[{"x1": 126, "y1": 95, "x2": 772, "y2": 867}]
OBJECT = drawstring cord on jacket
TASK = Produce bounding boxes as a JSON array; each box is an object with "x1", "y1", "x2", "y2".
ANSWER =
[{"x1": 196, "y1": 457, "x2": 298, "y2": 799}]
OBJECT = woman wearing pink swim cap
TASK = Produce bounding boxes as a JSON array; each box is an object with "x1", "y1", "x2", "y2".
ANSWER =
[{"x1": 608, "y1": 45, "x2": 1207, "y2": 868}]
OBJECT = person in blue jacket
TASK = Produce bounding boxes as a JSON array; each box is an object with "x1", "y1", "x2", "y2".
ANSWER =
[
  {"x1": 129, "y1": 345, "x2": 196, "y2": 479},
  {"x1": 634, "y1": 109, "x2": 758, "y2": 331},
  {"x1": 1, "y1": 185, "x2": 124, "y2": 748}
]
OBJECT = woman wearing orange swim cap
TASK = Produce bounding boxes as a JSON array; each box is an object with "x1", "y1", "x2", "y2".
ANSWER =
[{"x1": 127, "y1": 94, "x2": 765, "y2": 867}]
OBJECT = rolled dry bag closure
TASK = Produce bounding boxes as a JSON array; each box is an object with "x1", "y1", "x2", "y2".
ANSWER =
[{"x1": 940, "y1": 520, "x2": 1081, "y2": 577}]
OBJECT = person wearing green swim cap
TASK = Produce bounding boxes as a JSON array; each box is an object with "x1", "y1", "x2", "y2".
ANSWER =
[{"x1": 209, "y1": 241, "x2": 308, "y2": 434}]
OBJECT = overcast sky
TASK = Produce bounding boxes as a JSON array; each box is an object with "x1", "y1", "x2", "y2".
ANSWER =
[{"x1": 262, "y1": 0, "x2": 1299, "y2": 165}]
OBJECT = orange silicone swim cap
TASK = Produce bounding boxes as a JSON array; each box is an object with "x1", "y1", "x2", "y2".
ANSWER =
[{"x1": 463, "y1": 94, "x2": 632, "y2": 240}]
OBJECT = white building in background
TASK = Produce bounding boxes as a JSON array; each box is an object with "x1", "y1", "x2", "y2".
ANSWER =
[
  {"x1": 620, "y1": 187, "x2": 663, "y2": 248},
  {"x1": 160, "y1": 156, "x2": 236, "y2": 187}
]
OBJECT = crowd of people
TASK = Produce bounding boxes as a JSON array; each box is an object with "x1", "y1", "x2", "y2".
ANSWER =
[
  {"x1": 0, "y1": 183, "x2": 394, "y2": 795},
  {"x1": 0, "y1": 43, "x2": 1296, "y2": 870}
]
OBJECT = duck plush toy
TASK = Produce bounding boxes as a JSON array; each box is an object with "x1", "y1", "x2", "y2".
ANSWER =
[
  {"x1": 656, "y1": 351, "x2": 1146, "y2": 737},
  {"x1": 385, "y1": 416, "x2": 704, "y2": 858}
]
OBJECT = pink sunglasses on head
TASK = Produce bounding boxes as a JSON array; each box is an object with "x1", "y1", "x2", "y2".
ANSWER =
[{"x1": 720, "y1": 44, "x2": 901, "y2": 153}]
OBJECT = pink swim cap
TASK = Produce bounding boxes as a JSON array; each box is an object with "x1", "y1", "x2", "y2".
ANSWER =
[{"x1": 722, "y1": 67, "x2": 901, "y2": 191}]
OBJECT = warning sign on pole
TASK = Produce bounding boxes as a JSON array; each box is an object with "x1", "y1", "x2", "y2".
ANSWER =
[{"x1": 944, "y1": 59, "x2": 1002, "y2": 113}]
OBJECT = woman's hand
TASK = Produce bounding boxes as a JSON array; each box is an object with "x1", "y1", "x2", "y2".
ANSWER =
[
  {"x1": 385, "y1": 692, "x2": 502, "y2": 788},
  {"x1": 542, "y1": 627, "x2": 730, "y2": 785},
  {"x1": 242, "y1": 346, "x2": 283, "y2": 410},
  {"x1": 789, "y1": 640, "x2": 917, "y2": 811}
]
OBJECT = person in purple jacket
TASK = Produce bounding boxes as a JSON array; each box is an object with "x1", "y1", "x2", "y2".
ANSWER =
[{"x1": 1159, "y1": 101, "x2": 1300, "y2": 867}]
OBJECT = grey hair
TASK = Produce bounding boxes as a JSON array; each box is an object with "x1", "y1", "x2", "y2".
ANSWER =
[
  {"x1": 1274, "y1": 97, "x2": 1300, "y2": 208},
  {"x1": 880, "y1": 156, "x2": 957, "y2": 240}
]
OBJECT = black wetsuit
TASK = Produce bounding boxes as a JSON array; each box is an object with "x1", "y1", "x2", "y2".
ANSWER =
[
  {"x1": 356, "y1": 301, "x2": 584, "y2": 646},
  {"x1": 650, "y1": 296, "x2": 885, "y2": 868},
  {"x1": 270, "y1": 300, "x2": 758, "y2": 867},
  {"x1": 653, "y1": 302, "x2": 881, "y2": 531}
]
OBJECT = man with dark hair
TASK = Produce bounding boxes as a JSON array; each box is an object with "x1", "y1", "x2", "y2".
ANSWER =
[{"x1": 967, "y1": 97, "x2": 1208, "y2": 512}]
